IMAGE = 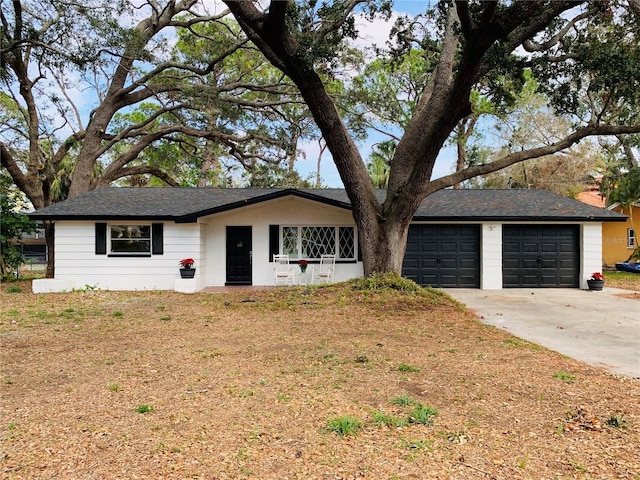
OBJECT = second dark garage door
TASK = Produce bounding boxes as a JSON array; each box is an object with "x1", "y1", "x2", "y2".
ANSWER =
[
  {"x1": 502, "y1": 225, "x2": 579, "y2": 288},
  {"x1": 402, "y1": 225, "x2": 480, "y2": 288}
]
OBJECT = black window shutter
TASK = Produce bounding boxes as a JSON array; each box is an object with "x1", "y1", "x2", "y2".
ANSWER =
[
  {"x1": 269, "y1": 225, "x2": 279, "y2": 261},
  {"x1": 152, "y1": 223, "x2": 163, "y2": 255},
  {"x1": 357, "y1": 230, "x2": 362, "y2": 262},
  {"x1": 95, "y1": 223, "x2": 107, "y2": 255}
]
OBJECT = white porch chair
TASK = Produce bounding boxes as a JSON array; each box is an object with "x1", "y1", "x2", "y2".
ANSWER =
[
  {"x1": 310, "y1": 254, "x2": 336, "y2": 284},
  {"x1": 273, "y1": 254, "x2": 295, "y2": 286}
]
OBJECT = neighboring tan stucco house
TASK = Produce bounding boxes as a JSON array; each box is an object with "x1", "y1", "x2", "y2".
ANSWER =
[
  {"x1": 29, "y1": 187, "x2": 626, "y2": 293},
  {"x1": 602, "y1": 202, "x2": 639, "y2": 267}
]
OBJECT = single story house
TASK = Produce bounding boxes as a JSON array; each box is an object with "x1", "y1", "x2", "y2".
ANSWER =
[
  {"x1": 29, "y1": 187, "x2": 627, "y2": 293},
  {"x1": 602, "y1": 202, "x2": 639, "y2": 267}
]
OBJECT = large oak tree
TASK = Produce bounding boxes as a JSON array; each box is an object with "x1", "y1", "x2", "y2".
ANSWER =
[
  {"x1": 1, "y1": 0, "x2": 307, "y2": 275},
  {"x1": 224, "y1": 0, "x2": 640, "y2": 275}
]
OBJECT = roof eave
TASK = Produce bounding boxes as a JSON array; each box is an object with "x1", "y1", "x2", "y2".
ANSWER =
[
  {"x1": 28, "y1": 214, "x2": 176, "y2": 222},
  {"x1": 176, "y1": 189, "x2": 353, "y2": 222},
  {"x1": 411, "y1": 215, "x2": 628, "y2": 222}
]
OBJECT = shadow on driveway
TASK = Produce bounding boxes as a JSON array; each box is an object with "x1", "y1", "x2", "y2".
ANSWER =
[{"x1": 444, "y1": 288, "x2": 640, "y2": 379}]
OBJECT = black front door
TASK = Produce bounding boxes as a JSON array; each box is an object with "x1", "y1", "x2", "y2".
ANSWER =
[{"x1": 226, "y1": 226, "x2": 252, "y2": 285}]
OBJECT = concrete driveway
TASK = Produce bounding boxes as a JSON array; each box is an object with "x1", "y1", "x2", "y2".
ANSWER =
[{"x1": 444, "y1": 288, "x2": 640, "y2": 379}]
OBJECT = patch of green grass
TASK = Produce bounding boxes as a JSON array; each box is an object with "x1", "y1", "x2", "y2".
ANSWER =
[
  {"x1": 112, "y1": 311, "x2": 123, "y2": 318},
  {"x1": 326, "y1": 415, "x2": 363, "y2": 437},
  {"x1": 6, "y1": 285, "x2": 22, "y2": 293},
  {"x1": 135, "y1": 404, "x2": 154, "y2": 414},
  {"x1": 517, "y1": 454, "x2": 529, "y2": 469},
  {"x1": 7, "y1": 422, "x2": 17, "y2": 431},
  {"x1": 570, "y1": 461, "x2": 586, "y2": 473},
  {"x1": 391, "y1": 394, "x2": 417, "y2": 407},
  {"x1": 409, "y1": 404, "x2": 438, "y2": 425},
  {"x1": 553, "y1": 371, "x2": 576, "y2": 383},
  {"x1": 71, "y1": 284, "x2": 99, "y2": 292},
  {"x1": 397, "y1": 363, "x2": 420, "y2": 373},
  {"x1": 371, "y1": 410, "x2": 408, "y2": 427},
  {"x1": 606, "y1": 414, "x2": 627, "y2": 429},
  {"x1": 228, "y1": 386, "x2": 254, "y2": 398},
  {"x1": 350, "y1": 273, "x2": 424, "y2": 293},
  {"x1": 200, "y1": 349, "x2": 222, "y2": 359},
  {"x1": 503, "y1": 338, "x2": 543, "y2": 351},
  {"x1": 401, "y1": 438, "x2": 433, "y2": 450},
  {"x1": 60, "y1": 308, "x2": 75, "y2": 319},
  {"x1": 108, "y1": 382, "x2": 119, "y2": 392},
  {"x1": 33, "y1": 310, "x2": 50, "y2": 320}
]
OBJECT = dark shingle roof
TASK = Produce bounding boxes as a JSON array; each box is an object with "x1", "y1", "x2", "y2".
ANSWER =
[
  {"x1": 29, "y1": 187, "x2": 626, "y2": 222},
  {"x1": 412, "y1": 189, "x2": 625, "y2": 221}
]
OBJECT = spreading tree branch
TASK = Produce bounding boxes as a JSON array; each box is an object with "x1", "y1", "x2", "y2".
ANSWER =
[{"x1": 429, "y1": 124, "x2": 640, "y2": 193}]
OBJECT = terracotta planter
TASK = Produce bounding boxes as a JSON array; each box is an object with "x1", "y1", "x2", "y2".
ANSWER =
[
  {"x1": 180, "y1": 267, "x2": 196, "y2": 279},
  {"x1": 587, "y1": 279, "x2": 604, "y2": 291}
]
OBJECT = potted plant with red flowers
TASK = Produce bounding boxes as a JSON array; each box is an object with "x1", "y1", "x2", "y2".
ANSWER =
[
  {"x1": 179, "y1": 258, "x2": 196, "y2": 279},
  {"x1": 298, "y1": 259, "x2": 309, "y2": 273},
  {"x1": 587, "y1": 272, "x2": 604, "y2": 291}
]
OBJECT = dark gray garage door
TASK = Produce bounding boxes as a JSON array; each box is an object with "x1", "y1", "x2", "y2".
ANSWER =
[
  {"x1": 503, "y1": 225, "x2": 579, "y2": 288},
  {"x1": 402, "y1": 225, "x2": 480, "y2": 288}
]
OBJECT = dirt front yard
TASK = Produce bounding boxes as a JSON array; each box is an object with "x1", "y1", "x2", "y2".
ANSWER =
[{"x1": 1, "y1": 278, "x2": 639, "y2": 479}]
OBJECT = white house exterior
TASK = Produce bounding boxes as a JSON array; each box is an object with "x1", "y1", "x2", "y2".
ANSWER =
[{"x1": 29, "y1": 187, "x2": 626, "y2": 293}]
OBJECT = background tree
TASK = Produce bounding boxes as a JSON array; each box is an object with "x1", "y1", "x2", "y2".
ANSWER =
[
  {"x1": 366, "y1": 140, "x2": 395, "y2": 189},
  {"x1": 470, "y1": 75, "x2": 604, "y2": 196},
  {"x1": 608, "y1": 166, "x2": 640, "y2": 261},
  {"x1": 224, "y1": 0, "x2": 640, "y2": 276},
  {"x1": 0, "y1": 172, "x2": 36, "y2": 278}
]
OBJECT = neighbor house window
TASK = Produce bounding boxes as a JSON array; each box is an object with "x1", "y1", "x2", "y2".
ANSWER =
[
  {"x1": 629, "y1": 228, "x2": 636, "y2": 249},
  {"x1": 281, "y1": 226, "x2": 356, "y2": 260},
  {"x1": 110, "y1": 225, "x2": 151, "y2": 253}
]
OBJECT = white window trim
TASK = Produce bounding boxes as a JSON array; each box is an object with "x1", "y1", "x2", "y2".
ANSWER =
[{"x1": 628, "y1": 228, "x2": 636, "y2": 249}]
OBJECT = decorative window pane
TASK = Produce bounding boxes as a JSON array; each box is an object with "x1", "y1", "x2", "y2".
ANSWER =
[
  {"x1": 281, "y1": 226, "x2": 356, "y2": 260},
  {"x1": 282, "y1": 227, "x2": 299, "y2": 258},
  {"x1": 301, "y1": 227, "x2": 335, "y2": 258},
  {"x1": 629, "y1": 228, "x2": 636, "y2": 249},
  {"x1": 110, "y1": 225, "x2": 151, "y2": 253},
  {"x1": 339, "y1": 227, "x2": 355, "y2": 258}
]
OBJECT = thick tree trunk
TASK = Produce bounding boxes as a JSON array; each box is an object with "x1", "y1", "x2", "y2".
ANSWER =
[
  {"x1": 359, "y1": 215, "x2": 412, "y2": 275},
  {"x1": 44, "y1": 221, "x2": 55, "y2": 278}
]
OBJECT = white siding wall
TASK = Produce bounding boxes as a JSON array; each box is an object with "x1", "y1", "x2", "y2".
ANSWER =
[
  {"x1": 202, "y1": 196, "x2": 363, "y2": 286},
  {"x1": 581, "y1": 223, "x2": 603, "y2": 289},
  {"x1": 36, "y1": 220, "x2": 203, "y2": 291},
  {"x1": 481, "y1": 223, "x2": 502, "y2": 289}
]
